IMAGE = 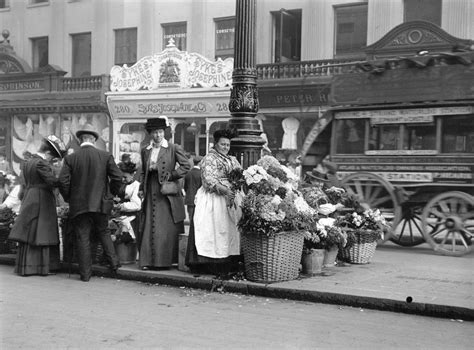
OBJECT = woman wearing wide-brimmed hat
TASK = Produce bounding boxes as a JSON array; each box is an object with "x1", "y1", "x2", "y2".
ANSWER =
[
  {"x1": 8, "y1": 135, "x2": 67, "y2": 276},
  {"x1": 138, "y1": 116, "x2": 190, "y2": 269}
]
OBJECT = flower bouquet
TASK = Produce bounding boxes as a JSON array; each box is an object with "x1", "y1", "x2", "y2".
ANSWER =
[
  {"x1": 336, "y1": 208, "x2": 389, "y2": 264},
  {"x1": 238, "y1": 156, "x2": 316, "y2": 282}
]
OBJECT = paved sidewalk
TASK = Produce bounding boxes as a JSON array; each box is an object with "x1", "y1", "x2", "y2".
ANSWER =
[{"x1": 1, "y1": 242, "x2": 473, "y2": 320}]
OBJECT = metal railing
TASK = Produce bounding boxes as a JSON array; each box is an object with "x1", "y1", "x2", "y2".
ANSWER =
[{"x1": 256, "y1": 58, "x2": 363, "y2": 80}]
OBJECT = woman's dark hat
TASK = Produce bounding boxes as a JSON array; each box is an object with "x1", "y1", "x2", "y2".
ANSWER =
[
  {"x1": 45, "y1": 135, "x2": 67, "y2": 159},
  {"x1": 145, "y1": 117, "x2": 168, "y2": 132},
  {"x1": 76, "y1": 124, "x2": 99, "y2": 140},
  {"x1": 118, "y1": 161, "x2": 138, "y2": 174}
]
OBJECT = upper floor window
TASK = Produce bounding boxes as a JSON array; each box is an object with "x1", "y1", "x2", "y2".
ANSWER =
[
  {"x1": 272, "y1": 9, "x2": 301, "y2": 63},
  {"x1": 162, "y1": 22, "x2": 187, "y2": 51},
  {"x1": 114, "y1": 28, "x2": 137, "y2": 66},
  {"x1": 31, "y1": 36, "x2": 48, "y2": 70},
  {"x1": 215, "y1": 17, "x2": 235, "y2": 60},
  {"x1": 0, "y1": 0, "x2": 10, "y2": 9},
  {"x1": 404, "y1": 0, "x2": 441, "y2": 26},
  {"x1": 71, "y1": 32, "x2": 91, "y2": 77},
  {"x1": 334, "y1": 3, "x2": 368, "y2": 58}
]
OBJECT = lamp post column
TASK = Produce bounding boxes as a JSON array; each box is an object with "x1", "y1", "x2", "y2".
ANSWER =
[{"x1": 228, "y1": 0, "x2": 264, "y2": 168}]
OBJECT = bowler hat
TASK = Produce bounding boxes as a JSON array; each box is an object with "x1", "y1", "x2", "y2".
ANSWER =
[
  {"x1": 76, "y1": 124, "x2": 99, "y2": 140},
  {"x1": 305, "y1": 168, "x2": 329, "y2": 183},
  {"x1": 45, "y1": 135, "x2": 67, "y2": 159},
  {"x1": 145, "y1": 117, "x2": 168, "y2": 132}
]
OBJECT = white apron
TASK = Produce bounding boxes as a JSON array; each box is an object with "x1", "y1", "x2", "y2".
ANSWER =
[{"x1": 193, "y1": 187, "x2": 242, "y2": 258}]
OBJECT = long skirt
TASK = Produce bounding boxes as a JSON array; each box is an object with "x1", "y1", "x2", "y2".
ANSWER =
[
  {"x1": 14, "y1": 243, "x2": 60, "y2": 276},
  {"x1": 139, "y1": 173, "x2": 184, "y2": 268}
]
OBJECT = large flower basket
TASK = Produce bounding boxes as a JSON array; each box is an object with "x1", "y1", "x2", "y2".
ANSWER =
[
  {"x1": 338, "y1": 229, "x2": 379, "y2": 264},
  {"x1": 242, "y1": 230, "x2": 304, "y2": 283}
]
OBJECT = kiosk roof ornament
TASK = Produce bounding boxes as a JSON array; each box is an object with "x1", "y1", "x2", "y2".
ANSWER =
[{"x1": 110, "y1": 40, "x2": 234, "y2": 92}]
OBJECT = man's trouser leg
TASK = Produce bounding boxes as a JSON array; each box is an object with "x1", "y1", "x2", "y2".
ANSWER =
[
  {"x1": 74, "y1": 214, "x2": 93, "y2": 280},
  {"x1": 92, "y1": 213, "x2": 120, "y2": 269}
]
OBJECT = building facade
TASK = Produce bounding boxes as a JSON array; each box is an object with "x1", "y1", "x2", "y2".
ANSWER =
[{"x1": 0, "y1": 0, "x2": 473, "y2": 174}]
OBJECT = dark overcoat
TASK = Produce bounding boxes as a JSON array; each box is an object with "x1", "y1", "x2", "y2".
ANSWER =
[
  {"x1": 9, "y1": 155, "x2": 59, "y2": 246},
  {"x1": 58, "y1": 144, "x2": 124, "y2": 219},
  {"x1": 184, "y1": 167, "x2": 202, "y2": 206},
  {"x1": 140, "y1": 141, "x2": 190, "y2": 223}
]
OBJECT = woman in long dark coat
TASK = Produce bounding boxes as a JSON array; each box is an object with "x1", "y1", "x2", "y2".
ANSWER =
[
  {"x1": 138, "y1": 117, "x2": 190, "y2": 269},
  {"x1": 8, "y1": 135, "x2": 67, "y2": 276}
]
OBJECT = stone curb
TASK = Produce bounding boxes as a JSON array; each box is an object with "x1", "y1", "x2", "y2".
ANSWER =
[{"x1": 1, "y1": 255, "x2": 472, "y2": 321}]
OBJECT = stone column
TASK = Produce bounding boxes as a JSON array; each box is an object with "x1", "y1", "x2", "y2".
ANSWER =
[{"x1": 228, "y1": 0, "x2": 264, "y2": 168}]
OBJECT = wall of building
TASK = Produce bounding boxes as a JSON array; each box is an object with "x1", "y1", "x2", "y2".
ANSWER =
[{"x1": 0, "y1": 0, "x2": 473, "y2": 77}]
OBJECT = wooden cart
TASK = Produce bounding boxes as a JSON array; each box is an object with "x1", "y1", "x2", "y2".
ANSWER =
[
  {"x1": 311, "y1": 22, "x2": 474, "y2": 256},
  {"x1": 340, "y1": 172, "x2": 473, "y2": 256}
]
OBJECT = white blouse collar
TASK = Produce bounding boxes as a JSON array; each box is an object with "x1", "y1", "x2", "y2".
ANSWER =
[{"x1": 146, "y1": 139, "x2": 169, "y2": 150}]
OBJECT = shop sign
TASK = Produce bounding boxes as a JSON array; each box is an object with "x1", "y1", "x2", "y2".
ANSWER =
[
  {"x1": 336, "y1": 106, "x2": 474, "y2": 120},
  {"x1": 259, "y1": 85, "x2": 329, "y2": 108},
  {"x1": 110, "y1": 42, "x2": 233, "y2": 92},
  {"x1": 0, "y1": 79, "x2": 44, "y2": 92},
  {"x1": 109, "y1": 100, "x2": 230, "y2": 116}
]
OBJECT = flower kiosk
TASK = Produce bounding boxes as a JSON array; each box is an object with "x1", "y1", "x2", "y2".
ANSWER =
[{"x1": 106, "y1": 41, "x2": 235, "y2": 162}]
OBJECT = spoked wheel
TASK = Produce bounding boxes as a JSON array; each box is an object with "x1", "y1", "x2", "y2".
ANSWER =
[
  {"x1": 340, "y1": 172, "x2": 401, "y2": 241},
  {"x1": 390, "y1": 203, "x2": 427, "y2": 246},
  {"x1": 421, "y1": 191, "x2": 474, "y2": 256}
]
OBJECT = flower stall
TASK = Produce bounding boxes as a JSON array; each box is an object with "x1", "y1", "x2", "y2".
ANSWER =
[{"x1": 237, "y1": 156, "x2": 316, "y2": 282}]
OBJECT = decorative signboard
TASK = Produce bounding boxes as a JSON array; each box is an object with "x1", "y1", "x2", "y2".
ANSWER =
[{"x1": 110, "y1": 40, "x2": 234, "y2": 92}]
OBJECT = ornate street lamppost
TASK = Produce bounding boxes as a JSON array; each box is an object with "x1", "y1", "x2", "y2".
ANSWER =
[{"x1": 228, "y1": 0, "x2": 265, "y2": 168}]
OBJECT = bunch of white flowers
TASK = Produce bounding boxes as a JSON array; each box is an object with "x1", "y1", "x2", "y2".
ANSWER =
[{"x1": 243, "y1": 165, "x2": 268, "y2": 185}]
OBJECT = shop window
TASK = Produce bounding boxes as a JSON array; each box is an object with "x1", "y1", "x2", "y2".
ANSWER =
[
  {"x1": 31, "y1": 36, "x2": 48, "y2": 71},
  {"x1": 0, "y1": 0, "x2": 10, "y2": 9},
  {"x1": 71, "y1": 32, "x2": 91, "y2": 77},
  {"x1": 118, "y1": 123, "x2": 147, "y2": 165},
  {"x1": 335, "y1": 119, "x2": 365, "y2": 154},
  {"x1": 215, "y1": 17, "x2": 235, "y2": 60},
  {"x1": 162, "y1": 22, "x2": 187, "y2": 51},
  {"x1": 272, "y1": 9, "x2": 301, "y2": 63},
  {"x1": 404, "y1": 0, "x2": 441, "y2": 26},
  {"x1": 334, "y1": 3, "x2": 367, "y2": 58},
  {"x1": 9, "y1": 113, "x2": 110, "y2": 176},
  {"x1": 441, "y1": 115, "x2": 474, "y2": 153},
  {"x1": 114, "y1": 28, "x2": 137, "y2": 66}
]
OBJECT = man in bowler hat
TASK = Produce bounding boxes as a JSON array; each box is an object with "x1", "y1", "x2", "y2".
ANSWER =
[{"x1": 59, "y1": 124, "x2": 124, "y2": 281}]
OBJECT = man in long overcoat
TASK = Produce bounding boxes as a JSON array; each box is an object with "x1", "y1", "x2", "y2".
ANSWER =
[{"x1": 59, "y1": 124, "x2": 124, "y2": 281}]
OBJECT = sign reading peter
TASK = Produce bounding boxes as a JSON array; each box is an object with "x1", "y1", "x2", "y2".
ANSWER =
[{"x1": 109, "y1": 39, "x2": 234, "y2": 92}]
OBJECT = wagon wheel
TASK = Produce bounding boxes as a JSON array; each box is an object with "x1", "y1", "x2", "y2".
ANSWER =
[
  {"x1": 390, "y1": 203, "x2": 429, "y2": 246},
  {"x1": 421, "y1": 191, "x2": 474, "y2": 256},
  {"x1": 340, "y1": 172, "x2": 401, "y2": 240}
]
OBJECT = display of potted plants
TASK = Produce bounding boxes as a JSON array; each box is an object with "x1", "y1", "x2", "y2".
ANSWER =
[
  {"x1": 336, "y1": 208, "x2": 390, "y2": 264},
  {"x1": 238, "y1": 156, "x2": 316, "y2": 283}
]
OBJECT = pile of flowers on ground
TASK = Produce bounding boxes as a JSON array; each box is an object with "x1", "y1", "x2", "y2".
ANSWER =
[{"x1": 238, "y1": 156, "x2": 316, "y2": 236}]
